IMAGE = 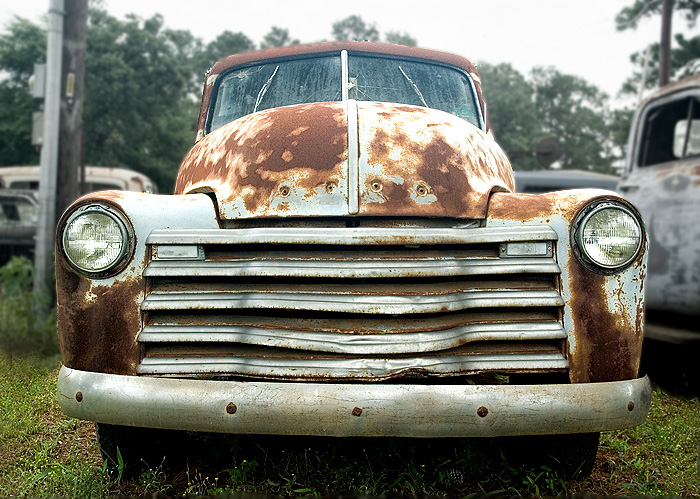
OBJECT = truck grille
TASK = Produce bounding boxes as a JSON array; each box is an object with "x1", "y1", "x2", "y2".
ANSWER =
[{"x1": 138, "y1": 224, "x2": 567, "y2": 381}]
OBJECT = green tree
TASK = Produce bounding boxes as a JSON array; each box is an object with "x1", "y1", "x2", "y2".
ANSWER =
[
  {"x1": 196, "y1": 30, "x2": 255, "y2": 76},
  {"x1": 332, "y1": 15, "x2": 380, "y2": 42},
  {"x1": 477, "y1": 62, "x2": 542, "y2": 171},
  {"x1": 531, "y1": 67, "x2": 615, "y2": 173},
  {"x1": 83, "y1": 9, "x2": 203, "y2": 192},
  {"x1": 331, "y1": 15, "x2": 418, "y2": 46},
  {"x1": 260, "y1": 27, "x2": 299, "y2": 49},
  {"x1": 617, "y1": 0, "x2": 700, "y2": 94},
  {"x1": 616, "y1": 0, "x2": 700, "y2": 30},
  {"x1": 385, "y1": 31, "x2": 417, "y2": 47},
  {"x1": 621, "y1": 33, "x2": 700, "y2": 95},
  {"x1": 0, "y1": 17, "x2": 46, "y2": 167}
]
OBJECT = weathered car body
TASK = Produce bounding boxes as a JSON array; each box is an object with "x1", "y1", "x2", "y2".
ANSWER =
[
  {"x1": 618, "y1": 74, "x2": 700, "y2": 343},
  {"x1": 515, "y1": 169, "x2": 619, "y2": 194},
  {"x1": 55, "y1": 43, "x2": 650, "y2": 474},
  {"x1": 0, "y1": 165, "x2": 158, "y2": 193},
  {"x1": 0, "y1": 189, "x2": 38, "y2": 265}
]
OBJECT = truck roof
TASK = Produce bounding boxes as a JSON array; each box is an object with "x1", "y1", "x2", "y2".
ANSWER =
[
  {"x1": 641, "y1": 73, "x2": 700, "y2": 104},
  {"x1": 208, "y1": 42, "x2": 480, "y2": 77}
]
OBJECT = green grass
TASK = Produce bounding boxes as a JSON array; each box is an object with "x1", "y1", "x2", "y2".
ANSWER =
[{"x1": 0, "y1": 352, "x2": 698, "y2": 497}]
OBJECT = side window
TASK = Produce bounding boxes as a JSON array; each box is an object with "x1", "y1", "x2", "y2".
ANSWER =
[{"x1": 639, "y1": 95, "x2": 700, "y2": 166}]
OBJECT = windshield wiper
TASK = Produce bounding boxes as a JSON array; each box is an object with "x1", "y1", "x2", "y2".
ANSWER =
[
  {"x1": 254, "y1": 65, "x2": 280, "y2": 113},
  {"x1": 398, "y1": 65, "x2": 428, "y2": 108}
]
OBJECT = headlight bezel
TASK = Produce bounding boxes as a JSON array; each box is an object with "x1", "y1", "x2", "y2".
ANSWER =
[
  {"x1": 572, "y1": 200, "x2": 644, "y2": 275},
  {"x1": 61, "y1": 203, "x2": 134, "y2": 278}
]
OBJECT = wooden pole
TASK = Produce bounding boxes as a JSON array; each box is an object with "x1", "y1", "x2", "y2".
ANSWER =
[{"x1": 659, "y1": 0, "x2": 673, "y2": 87}]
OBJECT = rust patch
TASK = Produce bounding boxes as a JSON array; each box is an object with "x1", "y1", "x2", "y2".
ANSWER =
[
  {"x1": 359, "y1": 102, "x2": 513, "y2": 218},
  {"x1": 566, "y1": 259, "x2": 643, "y2": 383},
  {"x1": 56, "y1": 259, "x2": 143, "y2": 375},
  {"x1": 176, "y1": 102, "x2": 348, "y2": 217},
  {"x1": 488, "y1": 192, "x2": 557, "y2": 222}
]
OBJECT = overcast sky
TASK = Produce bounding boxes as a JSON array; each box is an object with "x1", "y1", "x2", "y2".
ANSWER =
[{"x1": 1, "y1": 0, "x2": 694, "y2": 104}]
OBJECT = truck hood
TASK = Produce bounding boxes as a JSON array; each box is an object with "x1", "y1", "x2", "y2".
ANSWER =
[{"x1": 175, "y1": 101, "x2": 514, "y2": 219}]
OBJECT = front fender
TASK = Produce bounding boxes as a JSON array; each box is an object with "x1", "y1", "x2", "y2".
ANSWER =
[
  {"x1": 55, "y1": 191, "x2": 219, "y2": 375},
  {"x1": 487, "y1": 189, "x2": 648, "y2": 383}
]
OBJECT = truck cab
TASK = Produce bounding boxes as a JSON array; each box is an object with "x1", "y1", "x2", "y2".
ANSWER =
[
  {"x1": 618, "y1": 74, "x2": 700, "y2": 343},
  {"x1": 56, "y1": 42, "x2": 650, "y2": 479}
]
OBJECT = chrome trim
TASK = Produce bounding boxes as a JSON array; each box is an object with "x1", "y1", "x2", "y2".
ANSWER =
[
  {"x1": 138, "y1": 321, "x2": 567, "y2": 354},
  {"x1": 347, "y1": 99, "x2": 360, "y2": 214},
  {"x1": 58, "y1": 366, "x2": 652, "y2": 437},
  {"x1": 144, "y1": 256, "x2": 560, "y2": 278},
  {"x1": 141, "y1": 288, "x2": 565, "y2": 314},
  {"x1": 146, "y1": 226, "x2": 558, "y2": 246},
  {"x1": 137, "y1": 352, "x2": 568, "y2": 377}
]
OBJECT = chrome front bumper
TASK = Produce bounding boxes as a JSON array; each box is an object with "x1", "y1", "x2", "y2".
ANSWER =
[{"x1": 58, "y1": 366, "x2": 651, "y2": 437}]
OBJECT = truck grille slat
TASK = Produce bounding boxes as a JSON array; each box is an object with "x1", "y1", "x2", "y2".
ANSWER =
[
  {"x1": 138, "y1": 321, "x2": 566, "y2": 354},
  {"x1": 142, "y1": 288, "x2": 564, "y2": 314},
  {"x1": 139, "y1": 225, "x2": 565, "y2": 380},
  {"x1": 144, "y1": 256, "x2": 560, "y2": 278},
  {"x1": 138, "y1": 352, "x2": 568, "y2": 377},
  {"x1": 146, "y1": 225, "x2": 558, "y2": 246}
]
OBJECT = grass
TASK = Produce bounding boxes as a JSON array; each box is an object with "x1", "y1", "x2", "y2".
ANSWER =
[{"x1": 0, "y1": 352, "x2": 698, "y2": 497}]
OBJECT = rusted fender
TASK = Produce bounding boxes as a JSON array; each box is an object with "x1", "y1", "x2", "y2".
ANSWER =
[
  {"x1": 487, "y1": 189, "x2": 648, "y2": 383},
  {"x1": 175, "y1": 101, "x2": 514, "y2": 220},
  {"x1": 55, "y1": 191, "x2": 219, "y2": 375}
]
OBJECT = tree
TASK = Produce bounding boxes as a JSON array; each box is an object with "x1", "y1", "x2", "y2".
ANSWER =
[
  {"x1": 196, "y1": 30, "x2": 255, "y2": 76},
  {"x1": 385, "y1": 31, "x2": 417, "y2": 47},
  {"x1": 260, "y1": 27, "x2": 299, "y2": 49},
  {"x1": 83, "y1": 9, "x2": 203, "y2": 192},
  {"x1": 477, "y1": 62, "x2": 542, "y2": 171},
  {"x1": 616, "y1": 0, "x2": 700, "y2": 30},
  {"x1": 332, "y1": 15, "x2": 419, "y2": 46},
  {"x1": 0, "y1": 17, "x2": 46, "y2": 167},
  {"x1": 617, "y1": 0, "x2": 700, "y2": 94},
  {"x1": 531, "y1": 67, "x2": 615, "y2": 173},
  {"x1": 332, "y1": 15, "x2": 380, "y2": 42}
]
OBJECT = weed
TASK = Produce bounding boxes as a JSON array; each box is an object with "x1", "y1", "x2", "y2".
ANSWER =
[
  {"x1": 226, "y1": 458, "x2": 258, "y2": 490},
  {"x1": 0, "y1": 257, "x2": 57, "y2": 360}
]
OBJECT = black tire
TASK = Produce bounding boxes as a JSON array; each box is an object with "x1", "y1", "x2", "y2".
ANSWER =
[
  {"x1": 95, "y1": 423, "x2": 182, "y2": 478},
  {"x1": 498, "y1": 432, "x2": 600, "y2": 480}
]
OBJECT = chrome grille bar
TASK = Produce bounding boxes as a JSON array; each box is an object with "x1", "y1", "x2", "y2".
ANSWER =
[
  {"x1": 144, "y1": 256, "x2": 560, "y2": 278},
  {"x1": 146, "y1": 225, "x2": 557, "y2": 246},
  {"x1": 138, "y1": 321, "x2": 566, "y2": 355},
  {"x1": 141, "y1": 288, "x2": 564, "y2": 314},
  {"x1": 137, "y1": 352, "x2": 568, "y2": 377}
]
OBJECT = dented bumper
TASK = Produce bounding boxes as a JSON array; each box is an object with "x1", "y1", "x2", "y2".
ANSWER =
[{"x1": 58, "y1": 366, "x2": 651, "y2": 437}]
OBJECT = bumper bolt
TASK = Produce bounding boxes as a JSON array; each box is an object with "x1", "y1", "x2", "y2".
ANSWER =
[
  {"x1": 352, "y1": 407, "x2": 363, "y2": 417},
  {"x1": 226, "y1": 402, "x2": 237, "y2": 415},
  {"x1": 75, "y1": 391, "x2": 83, "y2": 402},
  {"x1": 477, "y1": 406, "x2": 488, "y2": 418}
]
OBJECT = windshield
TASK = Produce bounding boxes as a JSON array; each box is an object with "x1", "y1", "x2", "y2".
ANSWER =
[{"x1": 209, "y1": 52, "x2": 481, "y2": 132}]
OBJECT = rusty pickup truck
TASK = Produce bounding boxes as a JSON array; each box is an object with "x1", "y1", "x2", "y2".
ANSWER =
[
  {"x1": 56, "y1": 42, "x2": 651, "y2": 479},
  {"x1": 619, "y1": 74, "x2": 700, "y2": 344}
]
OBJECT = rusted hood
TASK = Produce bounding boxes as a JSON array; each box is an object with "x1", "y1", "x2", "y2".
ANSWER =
[{"x1": 175, "y1": 101, "x2": 514, "y2": 219}]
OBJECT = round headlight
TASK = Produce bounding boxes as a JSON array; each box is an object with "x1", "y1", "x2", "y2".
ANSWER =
[
  {"x1": 62, "y1": 205, "x2": 131, "y2": 275},
  {"x1": 574, "y1": 202, "x2": 642, "y2": 272}
]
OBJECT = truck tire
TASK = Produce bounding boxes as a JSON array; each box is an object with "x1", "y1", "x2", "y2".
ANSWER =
[
  {"x1": 95, "y1": 423, "x2": 181, "y2": 478},
  {"x1": 499, "y1": 432, "x2": 600, "y2": 480}
]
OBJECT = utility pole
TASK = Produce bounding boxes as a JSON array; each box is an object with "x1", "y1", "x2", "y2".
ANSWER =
[
  {"x1": 659, "y1": 0, "x2": 674, "y2": 87},
  {"x1": 57, "y1": 0, "x2": 88, "y2": 216},
  {"x1": 34, "y1": 0, "x2": 64, "y2": 300}
]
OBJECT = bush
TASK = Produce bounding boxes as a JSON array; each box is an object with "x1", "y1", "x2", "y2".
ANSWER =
[{"x1": 0, "y1": 257, "x2": 57, "y2": 359}]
